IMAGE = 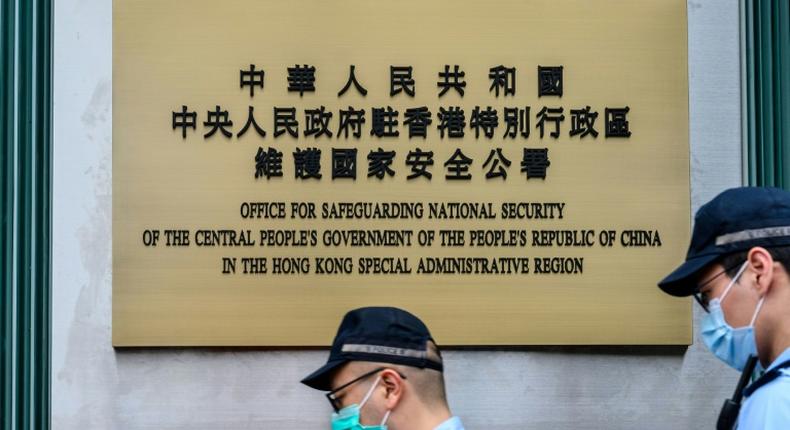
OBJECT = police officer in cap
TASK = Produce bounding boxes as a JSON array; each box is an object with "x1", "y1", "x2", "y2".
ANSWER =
[
  {"x1": 301, "y1": 306, "x2": 464, "y2": 430},
  {"x1": 659, "y1": 187, "x2": 790, "y2": 429}
]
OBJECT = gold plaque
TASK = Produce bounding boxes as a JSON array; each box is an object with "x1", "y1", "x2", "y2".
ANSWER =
[{"x1": 113, "y1": 0, "x2": 691, "y2": 346}]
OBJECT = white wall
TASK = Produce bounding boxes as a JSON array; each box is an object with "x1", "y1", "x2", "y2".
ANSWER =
[{"x1": 52, "y1": 1, "x2": 743, "y2": 428}]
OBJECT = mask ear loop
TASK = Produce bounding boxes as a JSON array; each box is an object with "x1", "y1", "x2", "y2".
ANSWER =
[
  {"x1": 720, "y1": 261, "x2": 750, "y2": 304},
  {"x1": 380, "y1": 410, "x2": 391, "y2": 426},
  {"x1": 359, "y1": 375, "x2": 382, "y2": 409},
  {"x1": 749, "y1": 296, "x2": 766, "y2": 327},
  {"x1": 359, "y1": 375, "x2": 392, "y2": 426}
]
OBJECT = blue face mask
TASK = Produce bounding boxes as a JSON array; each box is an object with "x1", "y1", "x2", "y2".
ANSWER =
[
  {"x1": 331, "y1": 376, "x2": 391, "y2": 430},
  {"x1": 700, "y1": 261, "x2": 765, "y2": 371}
]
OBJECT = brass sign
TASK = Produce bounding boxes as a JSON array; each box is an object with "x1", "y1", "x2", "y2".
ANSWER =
[{"x1": 113, "y1": 0, "x2": 691, "y2": 346}]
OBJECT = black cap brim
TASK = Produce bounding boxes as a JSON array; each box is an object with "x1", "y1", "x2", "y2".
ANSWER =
[
  {"x1": 658, "y1": 253, "x2": 720, "y2": 297},
  {"x1": 300, "y1": 358, "x2": 347, "y2": 391}
]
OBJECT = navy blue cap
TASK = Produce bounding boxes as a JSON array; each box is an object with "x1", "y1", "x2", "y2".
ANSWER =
[
  {"x1": 659, "y1": 186, "x2": 790, "y2": 296},
  {"x1": 301, "y1": 307, "x2": 443, "y2": 391}
]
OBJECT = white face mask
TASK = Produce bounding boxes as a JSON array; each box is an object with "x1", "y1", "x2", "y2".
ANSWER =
[{"x1": 700, "y1": 261, "x2": 766, "y2": 371}]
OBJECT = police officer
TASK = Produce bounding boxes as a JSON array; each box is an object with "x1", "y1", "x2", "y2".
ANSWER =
[
  {"x1": 301, "y1": 307, "x2": 465, "y2": 430},
  {"x1": 658, "y1": 187, "x2": 790, "y2": 429}
]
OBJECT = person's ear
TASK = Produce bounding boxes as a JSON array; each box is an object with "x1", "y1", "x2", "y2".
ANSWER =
[
  {"x1": 747, "y1": 247, "x2": 774, "y2": 296},
  {"x1": 379, "y1": 369, "x2": 404, "y2": 410}
]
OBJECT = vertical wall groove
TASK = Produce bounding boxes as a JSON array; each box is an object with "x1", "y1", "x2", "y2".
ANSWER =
[
  {"x1": 778, "y1": 0, "x2": 790, "y2": 189},
  {"x1": 1, "y1": 0, "x2": 18, "y2": 428},
  {"x1": 36, "y1": 0, "x2": 52, "y2": 424},
  {"x1": 1, "y1": 0, "x2": 52, "y2": 428},
  {"x1": 743, "y1": 0, "x2": 790, "y2": 186}
]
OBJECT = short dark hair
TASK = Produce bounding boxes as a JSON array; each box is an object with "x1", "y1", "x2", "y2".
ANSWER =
[{"x1": 720, "y1": 245, "x2": 790, "y2": 277}]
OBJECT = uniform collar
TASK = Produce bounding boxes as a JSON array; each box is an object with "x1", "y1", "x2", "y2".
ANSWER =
[
  {"x1": 433, "y1": 416, "x2": 464, "y2": 430},
  {"x1": 766, "y1": 346, "x2": 790, "y2": 371}
]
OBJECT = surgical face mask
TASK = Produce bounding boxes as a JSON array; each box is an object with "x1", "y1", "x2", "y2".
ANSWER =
[
  {"x1": 700, "y1": 261, "x2": 766, "y2": 371},
  {"x1": 331, "y1": 376, "x2": 391, "y2": 430}
]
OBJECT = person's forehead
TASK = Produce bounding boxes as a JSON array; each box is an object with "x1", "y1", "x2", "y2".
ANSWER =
[{"x1": 328, "y1": 362, "x2": 355, "y2": 390}]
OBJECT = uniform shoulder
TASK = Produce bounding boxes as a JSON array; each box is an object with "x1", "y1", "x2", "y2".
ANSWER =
[{"x1": 746, "y1": 371, "x2": 790, "y2": 411}]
